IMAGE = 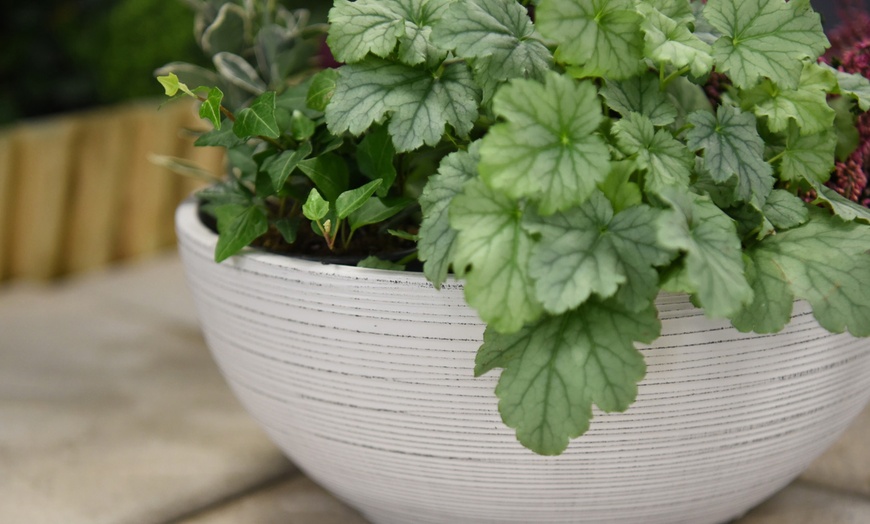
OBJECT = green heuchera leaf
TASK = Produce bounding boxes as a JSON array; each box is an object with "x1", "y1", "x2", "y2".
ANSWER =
[
  {"x1": 307, "y1": 69, "x2": 340, "y2": 112},
  {"x1": 778, "y1": 123, "x2": 836, "y2": 183},
  {"x1": 431, "y1": 0, "x2": 553, "y2": 101},
  {"x1": 762, "y1": 189, "x2": 809, "y2": 230},
  {"x1": 233, "y1": 92, "x2": 280, "y2": 139},
  {"x1": 597, "y1": 159, "x2": 642, "y2": 213},
  {"x1": 613, "y1": 112, "x2": 694, "y2": 194},
  {"x1": 812, "y1": 183, "x2": 870, "y2": 224},
  {"x1": 687, "y1": 106, "x2": 774, "y2": 207},
  {"x1": 637, "y1": 3, "x2": 713, "y2": 78},
  {"x1": 213, "y1": 204, "x2": 269, "y2": 263},
  {"x1": 327, "y1": 0, "x2": 450, "y2": 65},
  {"x1": 356, "y1": 126, "x2": 397, "y2": 198},
  {"x1": 656, "y1": 189, "x2": 753, "y2": 318},
  {"x1": 326, "y1": 58, "x2": 480, "y2": 153},
  {"x1": 475, "y1": 298, "x2": 660, "y2": 455},
  {"x1": 825, "y1": 64, "x2": 870, "y2": 111},
  {"x1": 704, "y1": 0, "x2": 828, "y2": 89},
  {"x1": 525, "y1": 191, "x2": 672, "y2": 315},
  {"x1": 601, "y1": 73, "x2": 678, "y2": 126},
  {"x1": 741, "y1": 62, "x2": 836, "y2": 136},
  {"x1": 450, "y1": 178, "x2": 542, "y2": 333},
  {"x1": 732, "y1": 209, "x2": 870, "y2": 336},
  {"x1": 479, "y1": 73, "x2": 610, "y2": 214},
  {"x1": 537, "y1": 0, "x2": 644, "y2": 79},
  {"x1": 199, "y1": 87, "x2": 224, "y2": 130},
  {"x1": 418, "y1": 145, "x2": 478, "y2": 288}
]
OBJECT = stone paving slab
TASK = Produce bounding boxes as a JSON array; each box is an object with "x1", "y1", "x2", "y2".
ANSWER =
[
  {"x1": 0, "y1": 254, "x2": 293, "y2": 524},
  {"x1": 801, "y1": 404, "x2": 870, "y2": 498},
  {"x1": 738, "y1": 482, "x2": 870, "y2": 524}
]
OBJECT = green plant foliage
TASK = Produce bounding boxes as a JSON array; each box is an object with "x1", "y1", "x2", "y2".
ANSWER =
[{"x1": 160, "y1": 0, "x2": 870, "y2": 456}]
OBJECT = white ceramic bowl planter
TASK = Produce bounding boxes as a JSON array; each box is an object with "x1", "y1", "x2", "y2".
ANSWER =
[{"x1": 177, "y1": 200, "x2": 870, "y2": 524}]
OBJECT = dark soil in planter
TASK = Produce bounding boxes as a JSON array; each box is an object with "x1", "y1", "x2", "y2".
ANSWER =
[{"x1": 198, "y1": 205, "x2": 421, "y2": 268}]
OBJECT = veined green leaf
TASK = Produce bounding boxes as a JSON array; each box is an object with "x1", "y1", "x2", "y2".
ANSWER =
[
  {"x1": 479, "y1": 73, "x2": 610, "y2": 214},
  {"x1": 687, "y1": 106, "x2": 774, "y2": 207},
  {"x1": 600, "y1": 73, "x2": 678, "y2": 126},
  {"x1": 638, "y1": 3, "x2": 713, "y2": 78},
  {"x1": 157, "y1": 73, "x2": 195, "y2": 97},
  {"x1": 199, "y1": 87, "x2": 224, "y2": 130},
  {"x1": 431, "y1": 0, "x2": 553, "y2": 101},
  {"x1": 336, "y1": 179, "x2": 383, "y2": 220},
  {"x1": 327, "y1": 0, "x2": 450, "y2": 65},
  {"x1": 233, "y1": 92, "x2": 280, "y2": 139},
  {"x1": 732, "y1": 209, "x2": 870, "y2": 336},
  {"x1": 263, "y1": 142, "x2": 313, "y2": 190},
  {"x1": 450, "y1": 178, "x2": 542, "y2": 333},
  {"x1": 537, "y1": 0, "x2": 644, "y2": 79},
  {"x1": 297, "y1": 154, "x2": 350, "y2": 202},
  {"x1": 824, "y1": 63, "x2": 870, "y2": 111},
  {"x1": 475, "y1": 298, "x2": 660, "y2": 455},
  {"x1": 613, "y1": 112, "x2": 694, "y2": 195},
  {"x1": 419, "y1": 145, "x2": 478, "y2": 288},
  {"x1": 348, "y1": 196, "x2": 413, "y2": 233},
  {"x1": 812, "y1": 183, "x2": 870, "y2": 224},
  {"x1": 656, "y1": 189, "x2": 753, "y2": 318},
  {"x1": 597, "y1": 159, "x2": 642, "y2": 213},
  {"x1": 741, "y1": 62, "x2": 836, "y2": 136},
  {"x1": 358, "y1": 256, "x2": 405, "y2": 271},
  {"x1": 325, "y1": 58, "x2": 480, "y2": 153},
  {"x1": 778, "y1": 123, "x2": 836, "y2": 183},
  {"x1": 213, "y1": 203, "x2": 269, "y2": 263},
  {"x1": 525, "y1": 191, "x2": 672, "y2": 314},
  {"x1": 704, "y1": 0, "x2": 828, "y2": 89},
  {"x1": 762, "y1": 189, "x2": 809, "y2": 230}
]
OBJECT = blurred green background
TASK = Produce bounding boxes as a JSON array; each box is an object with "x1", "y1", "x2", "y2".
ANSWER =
[
  {"x1": 0, "y1": 0, "x2": 328, "y2": 126},
  {"x1": 0, "y1": 0, "x2": 864, "y2": 126}
]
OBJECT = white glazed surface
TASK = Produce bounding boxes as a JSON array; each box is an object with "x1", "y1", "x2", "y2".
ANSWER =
[{"x1": 177, "y1": 200, "x2": 870, "y2": 524}]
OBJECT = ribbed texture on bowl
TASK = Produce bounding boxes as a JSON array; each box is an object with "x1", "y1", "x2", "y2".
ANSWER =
[{"x1": 177, "y1": 200, "x2": 870, "y2": 524}]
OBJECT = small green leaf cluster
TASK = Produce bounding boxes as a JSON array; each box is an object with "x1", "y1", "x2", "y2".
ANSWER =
[{"x1": 323, "y1": 0, "x2": 870, "y2": 455}]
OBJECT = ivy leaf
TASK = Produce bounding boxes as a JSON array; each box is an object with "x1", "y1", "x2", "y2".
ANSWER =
[
  {"x1": 450, "y1": 178, "x2": 542, "y2": 333},
  {"x1": 262, "y1": 142, "x2": 313, "y2": 190},
  {"x1": 537, "y1": 0, "x2": 644, "y2": 80},
  {"x1": 302, "y1": 189, "x2": 330, "y2": 222},
  {"x1": 419, "y1": 145, "x2": 478, "y2": 288},
  {"x1": 825, "y1": 64, "x2": 870, "y2": 111},
  {"x1": 306, "y1": 69, "x2": 340, "y2": 112},
  {"x1": 233, "y1": 92, "x2": 280, "y2": 139},
  {"x1": 199, "y1": 87, "x2": 224, "y2": 130},
  {"x1": 479, "y1": 73, "x2": 610, "y2": 214},
  {"x1": 777, "y1": 123, "x2": 836, "y2": 183},
  {"x1": 704, "y1": 0, "x2": 828, "y2": 89},
  {"x1": 157, "y1": 72, "x2": 195, "y2": 97},
  {"x1": 327, "y1": 0, "x2": 450, "y2": 65},
  {"x1": 348, "y1": 196, "x2": 413, "y2": 233},
  {"x1": 600, "y1": 73, "x2": 678, "y2": 126},
  {"x1": 656, "y1": 189, "x2": 753, "y2": 318},
  {"x1": 358, "y1": 256, "x2": 405, "y2": 271},
  {"x1": 613, "y1": 112, "x2": 694, "y2": 195},
  {"x1": 275, "y1": 217, "x2": 300, "y2": 245},
  {"x1": 356, "y1": 126, "x2": 397, "y2": 198},
  {"x1": 336, "y1": 179, "x2": 383, "y2": 220},
  {"x1": 297, "y1": 154, "x2": 350, "y2": 202},
  {"x1": 213, "y1": 204, "x2": 269, "y2": 263},
  {"x1": 762, "y1": 189, "x2": 809, "y2": 230},
  {"x1": 732, "y1": 209, "x2": 870, "y2": 336},
  {"x1": 812, "y1": 183, "x2": 870, "y2": 225},
  {"x1": 525, "y1": 191, "x2": 672, "y2": 315},
  {"x1": 637, "y1": 3, "x2": 713, "y2": 78},
  {"x1": 741, "y1": 62, "x2": 836, "y2": 136},
  {"x1": 687, "y1": 106, "x2": 774, "y2": 207},
  {"x1": 431, "y1": 0, "x2": 553, "y2": 101},
  {"x1": 475, "y1": 298, "x2": 660, "y2": 455},
  {"x1": 326, "y1": 58, "x2": 480, "y2": 153}
]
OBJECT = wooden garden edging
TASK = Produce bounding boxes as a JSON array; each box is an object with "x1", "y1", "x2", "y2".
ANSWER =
[{"x1": 0, "y1": 99, "x2": 223, "y2": 282}]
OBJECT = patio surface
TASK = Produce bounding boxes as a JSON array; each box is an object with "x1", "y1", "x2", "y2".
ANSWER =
[{"x1": 1, "y1": 253, "x2": 868, "y2": 524}]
